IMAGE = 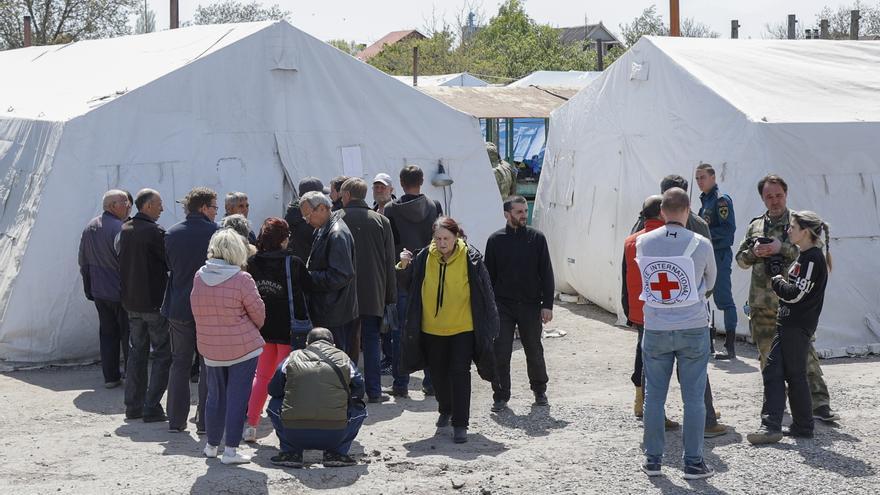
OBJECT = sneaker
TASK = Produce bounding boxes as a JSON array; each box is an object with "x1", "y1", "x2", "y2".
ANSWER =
[
  {"x1": 453, "y1": 427, "x2": 468, "y2": 443},
  {"x1": 422, "y1": 385, "x2": 435, "y2": 397},
  {"x1": 491, "y1": 400, "x2": 508, "y2": 413},
  {"x1": 533, "y1": 392, "x2": 549, "y2": 406},
  {"x1": 143, "y1": 413, "x2": 168, "y2": 423},
  {"x1": 368, "y1": 394, "x2": 390, "y2": 404},
  {"x1": 203, "y1": 444, "x2": 219, "y2": 458},
  {"x1": 704, "y1": 423, "x2": 729, "y2": 438},
  {"x1": 641, "y1": 460, "x2": 662, "y2": 477},
  {"x1": 664, "y1": 417, "x2": 680, "y2": 430},
  {"x1": 221, "y1": 448, "x2": 251, "y2": 465},
  {"x1": 323, "y1": 451, "x2": 357, "y2": 467},
  {"x1": 104, "y1": 380, "x2": 122, "y2": 389},
  {"x1": 683, "y1": 461, "x2": 715, "y2": 480},
  {"x1": 243, "y1": 424, "x2": 257, "y2": 443},
  {"x1": 813, "y1": 405, "x2": 840, "y2": 423},
  {"x1": 782, "y1": 426, "x2": 814, "y2": 439},
  {"x1": 436, "y1": 413, "x2": 451, "y2": 427},
  {"x1": 271, "y1": 451, "x2": 303, "y2": 468},
  {"x1": 383, "y1": 386, "x2": 409, "y2": 398},
  {"x1": 747, "y1": 426, "x2": 783, "y2": 445}
]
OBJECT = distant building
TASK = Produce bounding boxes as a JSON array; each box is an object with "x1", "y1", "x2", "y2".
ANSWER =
[
  {"x1": 356, "y1": 29, "x2": 426, "y2": 61},
  {"x1": 558, "y1": 22, "x2": 622, "y2": 50}
]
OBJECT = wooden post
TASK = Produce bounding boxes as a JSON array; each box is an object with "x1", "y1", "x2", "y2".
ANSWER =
[
  {"x1": 731, "y1": 20, "x2": 740, "y2": 39},
  {"x1": 596, "y1": 40, "x2": 604, "y2": 71},
  {"x1": 23, "y1": 15, "x2": 32, "y2": 47},
  {"x1": 412, "y1": 46, "x2": 419, "y2": 87},
  {"x1": 787, "y1": 15, "x2": 796, "y2": 40},
  {"x1": 669, "y1": 0, "x2": 680, "y2": 37},
  {"x1": 851, "y1": 10, "x2": 860, "y2": 40},
  {"x1": 820, "y1": 20, "x2": 829, "y2": 39},
  {"x1": 170, "y1": 0, "x2": 179, "y2": 29}
]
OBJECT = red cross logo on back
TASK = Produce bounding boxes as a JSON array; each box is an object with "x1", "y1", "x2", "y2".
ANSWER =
[{"x1": 650, "y1": 272, "x2": 680, "y2": 300}]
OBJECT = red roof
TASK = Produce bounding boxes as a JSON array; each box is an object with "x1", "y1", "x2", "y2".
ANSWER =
[{"x1": 356, "y1": 29, "x2": 426, "y2": 61}]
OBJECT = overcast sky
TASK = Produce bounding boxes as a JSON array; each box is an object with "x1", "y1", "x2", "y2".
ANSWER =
[{"x1": 148, "y1": 0, "x2": 856, "y2": 42}]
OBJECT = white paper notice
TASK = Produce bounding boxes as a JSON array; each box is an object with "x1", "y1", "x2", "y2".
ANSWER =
[{"x1": 340, "y1": 145, "x2": 364, "y2": 178}]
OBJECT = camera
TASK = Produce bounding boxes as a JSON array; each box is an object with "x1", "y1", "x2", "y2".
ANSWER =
[{"x1": 765, "y1": 255, "x2": 785, "y2": 277}]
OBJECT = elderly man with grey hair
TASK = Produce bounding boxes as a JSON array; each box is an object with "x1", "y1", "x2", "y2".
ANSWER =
[
  {"x1": 299, "y1": 191, "x2": 358, "y2": 360},
  {"x1": 224, "y1": 192, "x2": 256, "y2": 244},
  {"x1": 78, "y1": 189, "x2": 131, "y2": 388}
]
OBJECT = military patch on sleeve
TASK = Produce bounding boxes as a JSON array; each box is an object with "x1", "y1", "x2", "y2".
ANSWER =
[{"x1": 718, "y1": 199, "x2": 730, "y2": 220}]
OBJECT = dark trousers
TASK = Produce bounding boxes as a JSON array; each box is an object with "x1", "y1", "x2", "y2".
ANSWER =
[
  {"x1": 167, "y1": 319, "x2": 208, "y2": 431},
  {"x1": 390, "y1": 291, "x2": 432, "y2": 391},
  {"x1": 205, "y1": 357, "x2": 259, "y2": 448},
  {"x1": 492, "y1": 301, "x2": 548, "y2": 402},
  {"x1": 632, "y1": 325, "x2": 718, "y2": 427},
  {"x1": 381, "y1": 332, "x2": 393, "y2": 366},
  {"x1": 267, "y1": 398, "x2": 367, "y2": 455},
  {"x1": 124, "y1": 311, "x2": 171, "y2": 417},
  {"x1": 360, "y1": 315, "x2": 383, "y2": 398},
  {"x1": 94, "y1": 299, "x2": 129, "y2": 383},
  {"x1": 328, "y1": 319, "x2": 358, "y2": 364},
  {"x1": 423, "y1": 331, "x2": 475, "y2": 428},
  {"x1": 761, "y1": 325, "x2": 814, "y2": 433}
]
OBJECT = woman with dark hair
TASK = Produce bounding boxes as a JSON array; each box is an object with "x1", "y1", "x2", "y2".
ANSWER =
[
  {"x1": 398, "y1": 217, "x2": 499, "y2": 443},
  {"x1": 243, "y1": 217, "x2": 311, "y2": 443},
  {"x1": 748, "y1": 211, "x2": 832, "y2": 445}
]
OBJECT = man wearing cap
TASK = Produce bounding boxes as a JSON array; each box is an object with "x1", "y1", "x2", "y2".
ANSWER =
[
  {"x1": 285, "y1": 177, "x2": 325, "y2": 262},
  {"x1": 372, "y1": 173, "x2": 396, "y2": 215}
]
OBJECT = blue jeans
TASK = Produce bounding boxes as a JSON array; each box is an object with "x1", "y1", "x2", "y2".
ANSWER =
[
  {"x1": 361, "y1": 315, "x2": 382, "y2": 398},
  {"x1": 267, "y1": 398, "x2": 367, "y2": 455},
  {"x1": 642, "y1": 327, "x2": 710, "y2": 466},
  {"x1": 205, "y1": 357, "x2": 258, "y2": 448}
]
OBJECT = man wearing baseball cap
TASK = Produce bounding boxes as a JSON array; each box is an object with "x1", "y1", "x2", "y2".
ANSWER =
[{"x1": 372, "y1": 173, "x2": 396, "y2": 215}]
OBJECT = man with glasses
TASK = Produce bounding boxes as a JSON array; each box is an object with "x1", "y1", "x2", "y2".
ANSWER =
[{"x1": 163, "y1": 187, "x2": 219, "y2": 432}]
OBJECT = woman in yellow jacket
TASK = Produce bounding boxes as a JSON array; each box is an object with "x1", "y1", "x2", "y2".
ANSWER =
[{"x1": 399, "y1": 217, "x2": 499, "y2": 444}]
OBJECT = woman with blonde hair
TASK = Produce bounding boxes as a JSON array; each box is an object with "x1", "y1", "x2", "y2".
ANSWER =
[
  {"x1": 192, "y1": 229, "x2": 266, "y2": 464},
  {"x1": 748, "y1": 211, "x2": 832, "y2": 445}
]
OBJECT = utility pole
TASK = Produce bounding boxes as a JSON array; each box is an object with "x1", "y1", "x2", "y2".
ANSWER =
[
  {"x1": 596, "y1": 40, "x2": 605, "y2": 71},
  {"x1": 170, "y1": 0, "x2": 179, "y2": 29},
  {"x1": 820, "y1": 19, "x2": 829, "y2": 39},
  {"x1": 731, "y1": 20, "x2": 740, "y2": 39},
  {"x1": 787, "y1": 14, "x2": 796, "y2": 40},
  {"x1": 412, "y1": 46, "x2": 419, "y2": 87},
  {"x1": 851, "y1": 10, "x2": 861, "y2": 40},
  {"x1": 669, "y1": 0, "x2": 680, "y2": 36},
  {"x1": 23, "y1": 15, "x2": 32, "y2": 47}
]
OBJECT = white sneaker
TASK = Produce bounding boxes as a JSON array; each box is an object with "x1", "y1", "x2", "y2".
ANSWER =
[
  {"x1": 221, "y1": 448, "x2": 251, "y2": 465},
  {"x1": 243, "y1": 424, "x2": 257, "y2": 443},
  {"x1": 203, "y1": 444, "x2": 218, "y2": 458}
]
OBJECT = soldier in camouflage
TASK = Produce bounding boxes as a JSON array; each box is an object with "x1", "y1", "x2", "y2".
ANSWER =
[
  {"x1": 486, "y1": 142, "x2": 517, "y2": 199},
  {"x1": 735, "y1": 175, "x2": 839, "y2": 422}
]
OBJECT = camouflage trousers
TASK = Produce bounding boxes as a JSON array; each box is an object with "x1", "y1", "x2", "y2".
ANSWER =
[{"x1": 749, "y1": 306, "x2": 830, "y2": 409}]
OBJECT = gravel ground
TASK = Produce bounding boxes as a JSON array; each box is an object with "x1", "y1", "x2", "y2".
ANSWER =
[{"x1": 1, "y1": 301, "x2": 879, "y2": 494}]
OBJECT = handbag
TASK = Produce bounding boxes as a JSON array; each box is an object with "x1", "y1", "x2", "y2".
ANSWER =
[
  {"x1": 286, "y1": 256, "x2": 313, "y2": 335},
  {"x1": 380, "y1": 303, "x2": 398, "y2": 335}
]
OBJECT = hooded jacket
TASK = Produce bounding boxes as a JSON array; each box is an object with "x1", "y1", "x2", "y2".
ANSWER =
[
  {"x1": 306, "y1": 211, "x2": 358, "y2": 327},
  {"x1": 399, "y1": 243, "x2": 499, "y2": 382},
  {"x1": 384, "y1": 193, "x2": 442, "y2": 257},
  {"x1": 247, "y1": 249, "x2": 310, "y2": 344},
  {"x1": 191, "y1": 259, "x2": 266, "y2": 365},
  {"x1": 420, "y1": 239, "x2": 474, "y2": 336}
]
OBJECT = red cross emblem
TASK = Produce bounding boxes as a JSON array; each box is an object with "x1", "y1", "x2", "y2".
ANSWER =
[{"x1": 650, "y1": 272, "x2": 680, "y2": 300}]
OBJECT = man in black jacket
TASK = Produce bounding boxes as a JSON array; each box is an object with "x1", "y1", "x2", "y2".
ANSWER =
[
  {"x1": 340, "y1": 178, "x2": 397, "y2": 403},
  {"x1": 118, "y1": 189, "x2": 171, "y2": 422},
  {"x1": 300, "y1": 191, "x2": 359, "y2": 360},
  {"x1": 163, "y1": 187, "x2": 219, "y2": 432},
  {"x1": 284, "y1": 177, "x2": 324, "y2": 262},
  {"x1": 484, "y1": 196, "x2": 554, "y2": 411},
  {"x1": 79, "y1": 189, "x2": 130, "y2": 388},
  {"x1": 382, "y1": 165, "x2": 442, "y2": 397}
]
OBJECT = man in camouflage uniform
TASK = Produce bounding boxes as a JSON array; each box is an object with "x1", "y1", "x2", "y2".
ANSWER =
[
  {"x1": 486, "y1": 142, "x2": 517, "y2": 199},
  {"x1": 735, "y1": 175, "x2": 839, "y2": 422}
]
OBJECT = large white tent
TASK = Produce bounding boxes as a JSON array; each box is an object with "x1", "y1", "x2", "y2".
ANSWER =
[
  {"x1": 0, "y1": 21, "x2": 503, "y2": 364},
  {"x1": 535, "y1": 36, "x2": 880, "y2": 357}
]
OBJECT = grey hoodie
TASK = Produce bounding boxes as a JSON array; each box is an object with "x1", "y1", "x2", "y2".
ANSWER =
[{"x1": 196, "y1": 259, "x2": 241, "y2": 287}]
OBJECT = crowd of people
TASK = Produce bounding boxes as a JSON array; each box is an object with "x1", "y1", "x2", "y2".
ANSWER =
[
  {"x1": 78, "y1": 163, "x2": 555, "y2": 467},
  {"x1": 621, "y1": 166, "x2": 837, "y2": 480},
  {"x1": 77, "y1": 158, "x2": 838, "y2": 477}
]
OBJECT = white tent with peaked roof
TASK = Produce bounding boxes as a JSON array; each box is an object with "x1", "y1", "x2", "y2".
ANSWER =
[
  {"x1": 535, "y1": 36, "x2": 880, "y2": 357},
  {"x1": 0, "y1": 21, "x2": 502, "y2": 364}
]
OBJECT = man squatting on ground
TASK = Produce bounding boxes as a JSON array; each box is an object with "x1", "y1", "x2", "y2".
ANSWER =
[
  {"x1": 484, "y1": 195, "x2": 553, "y2": 412},
  {"x1": 735, "y1": 174, "x2": 839, "y2": 423},
  {"x1": 638, "y1": 187, "x2": 717, "y2": 480}
]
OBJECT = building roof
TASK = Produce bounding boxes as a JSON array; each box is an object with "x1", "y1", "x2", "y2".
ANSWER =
[
  {"x1": 391, "y1": 72, "x2": 488, "y2": 87},
  {"x1": 356, "y1": 29, "x2": 426, "y2": 61},
  {"x1": 508, "y1": 70, "x2": 602, "y2": 88},
  {"x1": 417, "y1": 86, "x2": 578, "y2": 119},
  {"x1": 558, "y1": 23, "x2": 621, "y2": 46}
]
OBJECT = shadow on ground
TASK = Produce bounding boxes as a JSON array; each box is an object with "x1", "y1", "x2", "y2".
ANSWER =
[
  {"x1": 489, "y1": 404, "x2": 570, "y2": 437},
  {"x1": 403, "y1": 430, "x2": 507, "y2": 460}
]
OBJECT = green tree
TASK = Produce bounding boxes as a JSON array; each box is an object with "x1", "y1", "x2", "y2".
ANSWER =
[
  {"x1": 368, "y1": 25, "x2": 463, "y2": 76},
  {"x1": 815, "y1": 1, "x2": 880, "y2": 39},
  {"x1": 327, "y1": 39, "x2": 365, "y2": 56},
  {"x1": 193, "y1": 0, "x2": 290, "y2": 25},
  {"x1": 619, "y1": 4, "x2": 718, "y2": 46},
  {"x1": 0, "y1": 0, "x2": 138, "y2": 49}
]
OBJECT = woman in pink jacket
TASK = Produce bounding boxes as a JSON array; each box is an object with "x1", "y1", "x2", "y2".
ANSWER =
[{"x1": 192, "y1": 229, "x2": 266, "y2": 465}]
